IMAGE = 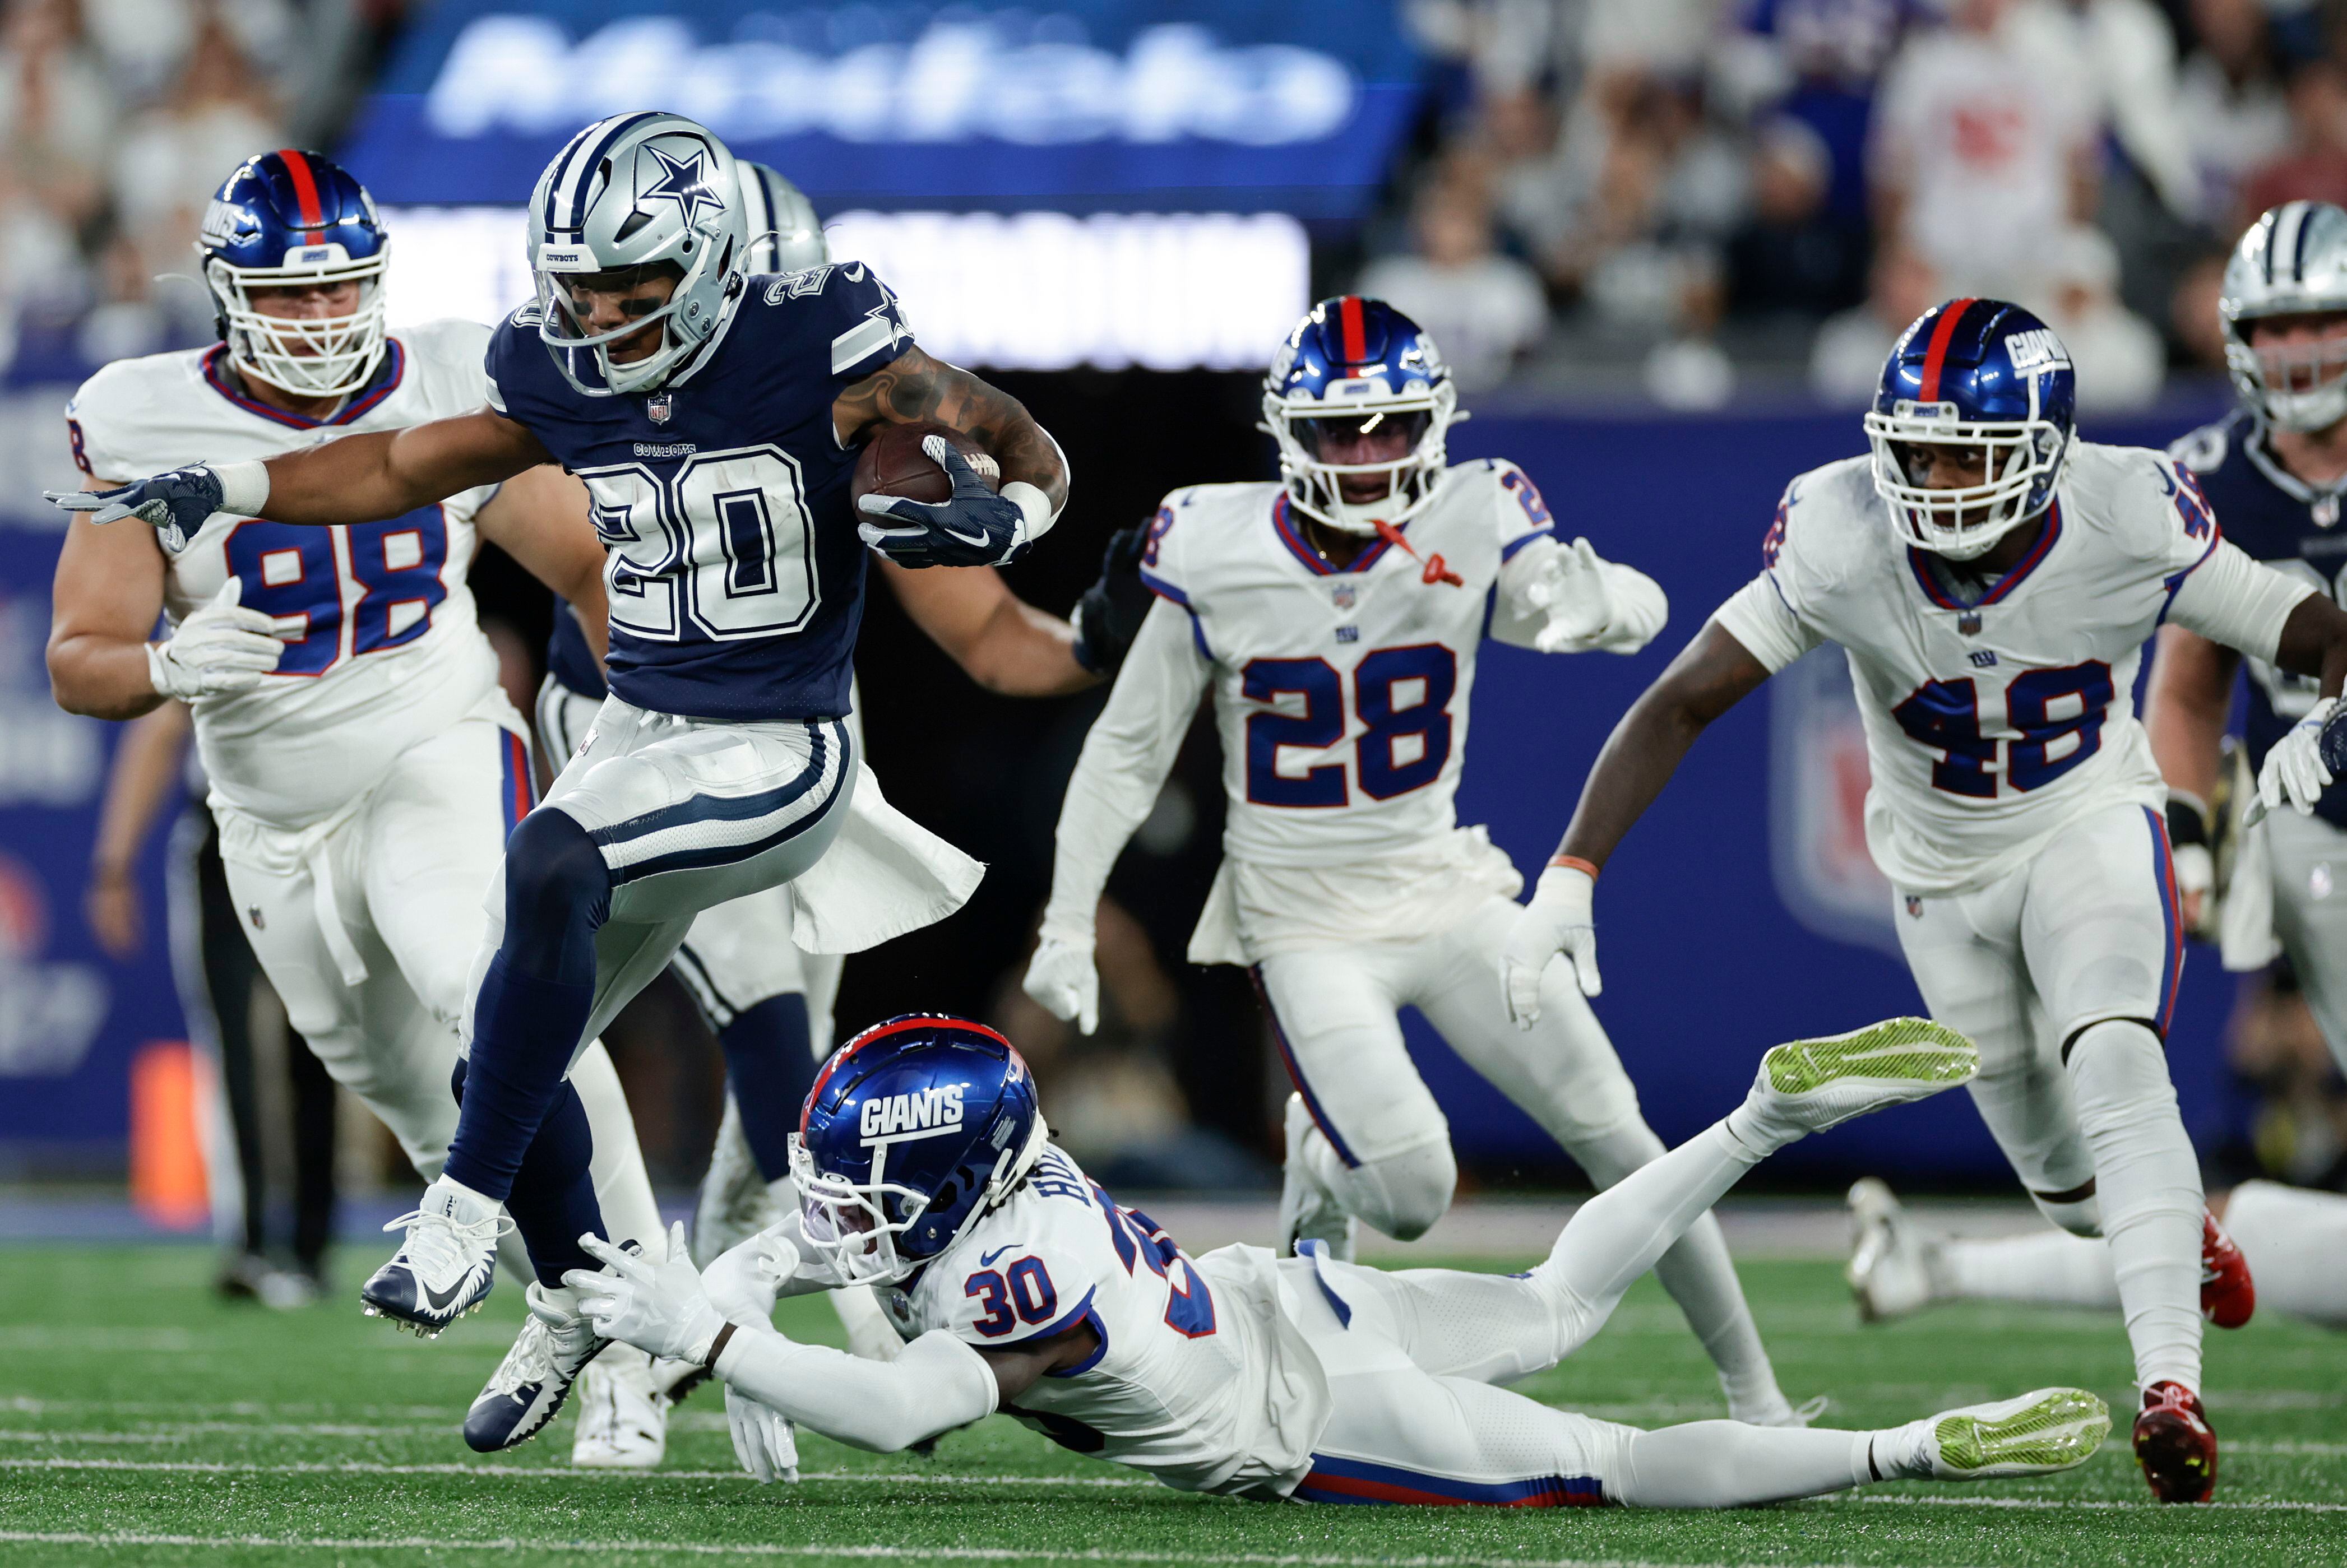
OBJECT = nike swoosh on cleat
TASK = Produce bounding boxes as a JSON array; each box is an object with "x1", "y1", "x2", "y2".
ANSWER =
[{"x1": 419, "y1": 1276, "x2": 473, "y2": 1315}]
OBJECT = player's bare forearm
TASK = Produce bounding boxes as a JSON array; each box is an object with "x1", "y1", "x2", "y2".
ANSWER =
[
  {"x1": 2274, "y1": 592, "x2": 2347, "y2": 699},
  {"x1": 881, "y1": 559, "x2": 1095, "y2": 696},
  {"x1": 833, "y1": 347, "x2": 1070, "y2": 509},
  {"x1": 47, "y1": 511, "x2": 170, "y2": 720},
  {"x1": 2144, "y1": 625, "x2": 2238, "y2": 805},
  {"x1": 475, "y1": 465, "x2": 610, "y2": 663},
  {"x1": 90, "y1": 700, "x2": 190, "y2": 874},
  {"x1": 1556, "y1": 622, "x2": 1770, "y2": 870},
  {"x1": 260, "y1": 408, "x2": 550, "y2": 525}
]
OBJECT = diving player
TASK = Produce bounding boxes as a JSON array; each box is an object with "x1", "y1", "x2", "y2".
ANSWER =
[
  {"x1": 1500, "y1": 298, "x2": 2347, "y2": 1501},
  {"x1": 2149, "y1": 201, "x2": 2347, "y2": 1073},
  {"x1": 43, "y1": 149, "x2": 673, "y2": 1460},
  {"x1": 1021, "y1": 296, "x2": 1805, "y2": 1427},
  {"x1": 567, "y1": 1012, "x2": 2114, "y2": 1508},
  {"x1": 51, "y1": 112, "x2": 1072, "y2": 1453}
]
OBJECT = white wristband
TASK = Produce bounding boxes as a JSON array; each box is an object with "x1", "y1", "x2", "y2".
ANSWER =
[
  {"x1": 214, "y1": 460, "x2": 270, "y2": 518},
  {"x1": 1001, "y1": 480, "x2": 1057, "y2": 549}
]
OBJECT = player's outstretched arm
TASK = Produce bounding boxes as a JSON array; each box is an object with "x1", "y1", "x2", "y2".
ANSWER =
[
  {"x1": 2170, "y1": 545, "x2": 2347, "y2": 817},
  {"x1": 46, "y1": 502, "x2": 174, "y2": 720},
  {"x1": 1024, "y1": 600, "x2": 1209, "y2": 1034},
  {"x1": 83, "y1": 699, "x2": 191, "y2": 958},
  {"x1": 474, "y1": 465, "x2": 610, "y2": 665},
  {"x1": 878, "y1": 560, "x2": 1092, "y2": 696},
  {"x1": 834, "y1": 345, "x2": 1068, "y2": 511},
  {"x1": 1501, "y1": 621, "x2": 1771, "y2": 1021},
  {"x1": 48, "y1": 407, "x2": 553, "y2": 541},
  {"x1": 2142, "y1": 625, "x2": 2239, "y2": 931}
]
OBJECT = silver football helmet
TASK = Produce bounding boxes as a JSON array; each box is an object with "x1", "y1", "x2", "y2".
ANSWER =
[
  {"x1": 738, "y1": 163, "x2": 827, "y2": 273},
  {"x1": 2221, "y1": 201, "x2": 2347, "y2": 433},
  {"x1": 527, "y1": 111, "x2": 748, "y2": 396}
]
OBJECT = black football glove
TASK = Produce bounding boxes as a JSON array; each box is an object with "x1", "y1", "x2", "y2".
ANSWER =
[
  {"x1": 1071, "y1": 522, "x2": 1155, "y2": 675},
  {"x1": 47, "y1": 463, "x2": 228, "y2": 551},
  {"x1": 854, "y1": 436, "x2": 1035, "y2": 568}
]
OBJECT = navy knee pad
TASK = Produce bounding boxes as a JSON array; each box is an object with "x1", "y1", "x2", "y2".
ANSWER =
[{"x1": 501, "y1": 809, "x2": 610, "y2": 986}]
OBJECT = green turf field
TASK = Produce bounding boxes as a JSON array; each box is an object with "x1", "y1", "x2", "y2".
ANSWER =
[{"x1": 1, "y1": 1244, "x2": 2339, "y2": 1566}]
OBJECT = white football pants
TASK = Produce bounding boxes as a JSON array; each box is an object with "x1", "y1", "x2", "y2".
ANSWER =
[
  {"x1": 1251, "y1": 895, "x2": 1784, "y2": 1416},
  {"x1": 2261, "y1": 809, "x2": 2347, "y2": 1077},
  {"x1": 1894, "y1": 801, "x2": 2202, "y2": 1392},
  {"x1": 214, "y1": 697, "x2": 660, "y2": 1250},
  {"x1": 1283, "y1": 1119, "x2": 1890, "y2": 1508}
]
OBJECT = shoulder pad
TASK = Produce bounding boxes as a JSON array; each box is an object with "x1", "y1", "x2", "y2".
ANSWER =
[
  {"x1": 2168, "y1": 420, "x2": 2231, "y2": 474},
  {"x1": 506, "y1": 301, "x2": 543, "y2": 330}
]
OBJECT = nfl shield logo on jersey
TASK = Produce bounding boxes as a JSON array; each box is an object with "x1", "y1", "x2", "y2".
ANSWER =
[
  {"x1": 1331, "y1": 584, "x2": 1356, "y2": 611},
  {"x1": 646, "y1": 393, "x2": 672, "y2": 425},
  {"x1": 1769, "y1": 647, "x2": 1899, "y2": 955}
]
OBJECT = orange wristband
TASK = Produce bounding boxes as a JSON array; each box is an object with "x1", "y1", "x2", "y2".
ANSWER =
[{"x1": 1547, "y1": 854, "x2": 1599, "y2": 880}]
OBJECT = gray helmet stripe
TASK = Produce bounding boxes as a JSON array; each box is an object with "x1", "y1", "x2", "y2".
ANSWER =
[
  {"x1": 539, "y1": 122, "x2": 599, "y2": 232},
  {"x1": 2294, "y1": 200, "x2": 2318, "y2": 283},
  {"x1": 551, "y1": 110, "x2": 665, "y2": 234},
  {"x1": 2271, "y1": 203, "x2": 2304, "y2": 287}
]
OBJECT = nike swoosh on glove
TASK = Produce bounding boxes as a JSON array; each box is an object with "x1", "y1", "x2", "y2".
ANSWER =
[
  {"x1": 147, "y1": 578, "x2": 294, "y2": 699},
  {"x1": 1072, "y1": 521, "x2": 1155, "y2": 675},
  {"x1": 48, "y1": 465, "x2": 230, "y2": 551},
  {"x1": 1022, "y1": 934, "x2": 1099, "y2": 1035},
  {"x1": 855, "y1": 436, "x2": 1036, "y2": 567},
  {"x1": 567, "y1": 1222, "x2": 728, "y2": 1365},
  {"x1": 2256, "y1": 695, "x2": 2340, "y2": 820},
  {"x1": 1499, "y1": 864, "x2": 1601, "y2": 1026}
]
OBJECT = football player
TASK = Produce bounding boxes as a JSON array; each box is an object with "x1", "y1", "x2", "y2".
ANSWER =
[
  {"x1": 532, "y1": 165, "x2": 1149, "y2": 1392},
  {"x1": 51, "y1": 112, "x2": 1071, "y2": 1453},
  {"x1": 1500, "y1": 298, "x2": 2347, "y2": 1502},
  {"x1": 566, "y1": 1013, "x2": 2115, "y2": 1508},
  {"x1": 1020, "y1": 296, "x2": 1805, "y2": 1426},
  {"x1": 2147, "y1": 201, "x2": 2347, "y2": 1073},
  {"x1": 1848, "y1": 1177, "x2": 2347, "y2": 1330},
  {"x1": 43, "y1": 150, "x2": 673, "y2": 1462}
]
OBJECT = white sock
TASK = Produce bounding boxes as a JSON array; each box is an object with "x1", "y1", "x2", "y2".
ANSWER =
[
  {"x1": 2066, "y1": 1021, "x2": 2203, "y2": 1391},
  {"x1": 1531, "y1": 1122, "x2": 1760, "y2": 1358},
  {"x1": 1942, "y1": 1228, "x2": 2123, "y2": 1311},
  {"x1": 1614, "y1": 1422, "x2": 1874, "y2": 1506},
  {"x1": 2225, "y1": 1181, "x2": 2347, "y2": 1330},
  {"x1": 1572, "y1": 1120, "x2": 1785, "y2": 1421}
]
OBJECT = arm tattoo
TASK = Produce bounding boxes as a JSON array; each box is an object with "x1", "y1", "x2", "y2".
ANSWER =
[{"x1": 836, "y1": 347, "x2": 1069, "y2": 507}]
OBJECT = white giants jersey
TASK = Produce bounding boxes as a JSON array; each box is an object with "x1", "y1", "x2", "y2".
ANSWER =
[
  {"x1": 883, "y1": 1144, "x2": 1330, "y2": 1500},
  {"x1": 1142, "y1": 463, "x2": 1559, "y2": 867},
  {"x1": 1714, "y1": 442, "x2": 2316, "y2": 893},
  {"x1": 67, "y1": 323, "x2": 505, "y2": 829}
]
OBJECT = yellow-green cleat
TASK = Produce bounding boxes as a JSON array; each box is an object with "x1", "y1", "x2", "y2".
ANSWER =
[
  {"x1": 1923, "y1": 1387, "x2": 2111, "y2": 1481},
  {"x1": 1752, "y1": 1017, "x2": 1978, "y2": 1135}
]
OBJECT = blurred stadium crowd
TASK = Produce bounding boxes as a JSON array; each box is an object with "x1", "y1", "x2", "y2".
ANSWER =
[{"x1": 1369, "y1": 0, "x2": 2346, "y2": 406}]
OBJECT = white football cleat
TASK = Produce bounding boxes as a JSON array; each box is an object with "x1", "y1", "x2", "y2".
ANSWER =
[
  {"x1": 1846, "y1": 1177, "x2": 1946, "y2": 1323},
  {"x1": 360, "y1": 1176, "x2": 509, "y2": 1337},
  {"x1": 1905, "y1": 1387, "x2": 2110, "y2": 1481},
  {"x1": 1278, "y1": 1093, "x2": 1357, "y2": 1263},
  {"x1": 691, "y1": 1097, "x2": 784, "y2": 1270},
  {"x1": 1740, "y1": 1018, "x2": 1977, "y2": 1145},
  {"x1": 464, "y1": 1281, "x2": 609, "y2": 1453},
  {"x1": 570, "y1": 1344, "x2": 667, "y2": 1469}
]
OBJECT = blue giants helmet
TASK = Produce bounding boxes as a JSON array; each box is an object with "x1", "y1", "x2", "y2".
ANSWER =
[
  {"x1": 1863, "y1": 298, "x2": 2076, "y2": 561},
  {"x1": 789, "y1": 1015, "x2": 1048, "y2": 1286},
  {"x1": 1262, "y1": 296, "x2": 1460, "y2": 537},
  {"x1": 198, "y1": 150, "x2": 390, "y2": 398}
]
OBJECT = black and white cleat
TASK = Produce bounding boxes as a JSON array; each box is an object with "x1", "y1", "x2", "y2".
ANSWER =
[
  {"x1": 358, "y1": 1176, "x2": 509, "y2": 1338},
  {"x1": 465, "y1": 1281, "x2": 612, "y2": 1453}
]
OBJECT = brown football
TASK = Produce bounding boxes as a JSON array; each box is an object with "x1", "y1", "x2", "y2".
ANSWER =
[{"x1": 851, "y1": 421, "x2": 1000, "y2": 507}]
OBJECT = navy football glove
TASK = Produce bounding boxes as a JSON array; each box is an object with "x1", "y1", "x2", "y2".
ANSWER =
[
  {"x1": 854, "y1": 436, "x2": 1036, "y2": 568},
  {"x1": 47, "y1": 463, "x2": 235, "y2": 550},
  {"x1": 1071, "y1": 522, "x2": 1154, "y2": 675}
]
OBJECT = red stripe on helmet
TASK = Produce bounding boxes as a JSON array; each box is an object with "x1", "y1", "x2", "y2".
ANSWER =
[
  {"x1": 277, "y1": 149, "x2": 325, "y2": 231},
  {"x1": 799, "y1": 1014, "x2": 1016, "y2": 1138},
  {"x1": 1339, "y1": 296, "x2": 1367, "y2": 364},
  {"x1": 1916, "y1": 298, "x2": 1975, "y2": 403}
]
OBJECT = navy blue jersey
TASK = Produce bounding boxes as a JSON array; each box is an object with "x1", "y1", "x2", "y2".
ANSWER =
[
  {"x1": 547, "y1": 597, "x2": 607, "y2": 701},
  {"x1": 485, "y1": 263, "x2": 913, "y2": 722},
  {"x1": 2172, "y1": 409, "x2": 2347, "y2": 828}
]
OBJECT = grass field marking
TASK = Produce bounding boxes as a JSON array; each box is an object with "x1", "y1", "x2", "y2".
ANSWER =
[
  {"x1": 0, "y1": 1455, "x2": 1158, "y2": 1488},
  {"x1": 1841, "y1": 1493, "x2": 2347, "y2": 1514},
  {"x1": 0, "y1": 1532, "x2": 1978, "y2": 1568},
  {"x1": 0, "y1": 1422, "x2": 450, "y2": 1442}
]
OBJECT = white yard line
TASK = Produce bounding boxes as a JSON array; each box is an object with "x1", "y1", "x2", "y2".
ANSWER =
[{"x1": 0, "y1": 1533, "x2": 1975, "y2": 1568}]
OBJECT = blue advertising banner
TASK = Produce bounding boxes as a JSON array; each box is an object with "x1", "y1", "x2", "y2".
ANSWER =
[
  {"x1": 340, "y1": 1, "x2": 1426, "y2": 217},
  {"x1": 0, "y1": 388, "x2": 183, "y2": 1170},
  {"x1": 1418, "y1": 395, "x2": 2245, "y2": 1182}
]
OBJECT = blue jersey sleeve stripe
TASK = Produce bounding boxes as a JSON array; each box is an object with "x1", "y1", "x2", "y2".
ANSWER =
[{"x1": 1499, "y1": 526, "x2": 1556, "y2": 563}]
